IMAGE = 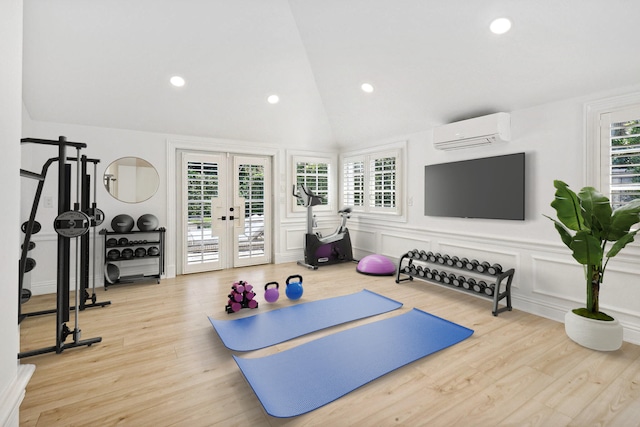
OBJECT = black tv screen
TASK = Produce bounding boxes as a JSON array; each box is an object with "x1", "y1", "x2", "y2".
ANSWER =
[{"x1": 424, "y1": 153, "x2": 525, "y2": 220}]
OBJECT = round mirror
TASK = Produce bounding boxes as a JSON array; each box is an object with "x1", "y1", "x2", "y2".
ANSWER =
[{"x1": 103, "y1": 157, "x2": 159, "y2": 203}]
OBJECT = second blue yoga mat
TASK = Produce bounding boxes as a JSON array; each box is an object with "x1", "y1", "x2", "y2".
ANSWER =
[
  {"x1": 209, "y1": 289, "x2": 402, "y2": 351},
  {"x1": 233, "y1": 308, "x2": 474, "y2": 418}
]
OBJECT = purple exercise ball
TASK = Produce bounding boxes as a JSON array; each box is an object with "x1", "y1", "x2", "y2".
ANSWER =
[{"x1": 356, "y1": 254, "x2": 396, "y2": 276}]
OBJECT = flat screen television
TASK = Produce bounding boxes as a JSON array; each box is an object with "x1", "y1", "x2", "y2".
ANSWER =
[{"x1": 424, "y1": 152, "x2": 525, "y2": 220}]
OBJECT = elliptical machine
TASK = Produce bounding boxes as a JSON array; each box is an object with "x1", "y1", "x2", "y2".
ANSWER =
[{"x1": 293, "y1": 185, "x2": 354, "y2": 270}]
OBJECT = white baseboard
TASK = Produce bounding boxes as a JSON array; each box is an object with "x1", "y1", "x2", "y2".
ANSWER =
[
  {"x1": 0, "y1": 364, "x2": 35, "y2": 427},
  {"x1": 512, "y1": 295, "x2": 640, "y2": 346}
]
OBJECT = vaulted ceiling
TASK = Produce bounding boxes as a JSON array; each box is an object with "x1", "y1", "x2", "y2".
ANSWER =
[{"x1": 22, "y1": 0, "x2": 640, "y2": 149}]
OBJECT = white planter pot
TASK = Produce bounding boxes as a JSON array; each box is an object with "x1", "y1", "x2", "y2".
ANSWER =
[{"x1": 564, "y1": 310, "x2": 623, "y2": 351}]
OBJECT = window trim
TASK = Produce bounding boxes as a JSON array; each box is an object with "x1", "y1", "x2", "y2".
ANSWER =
[
  {"x1": 585, "y1": 92, "x2": 640, "y2": 190},
  {"x1": 340, "y1": 140, "x2": 406, "y2": 220},
  {"x1": 288, "y1": 151, "x2": 336, "y2": 215}
]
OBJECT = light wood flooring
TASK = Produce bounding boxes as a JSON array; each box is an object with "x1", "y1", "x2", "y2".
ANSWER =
[{"x1": 19, "y1": 262, "x2": 640, "y2": 426}]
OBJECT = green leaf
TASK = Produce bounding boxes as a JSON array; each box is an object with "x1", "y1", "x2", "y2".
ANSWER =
[
  {"x1": 550, "y1": 180, "x2": 585, "y2": 231},
  {"x1": 609, "y1": 199, "x2": 640, "y2": 240},
  {"x1": 606, "y1": 229, "x2": 639, "y2": 258},
  {"x1": 577, "y1": 186, "x2": 611, "y2": 240},
  {"x1": 544, "y1": 215, "x2": 574, "y2": 249},
  {"x1": 569, "y1": 230, "x2": 603, "y2": 266}
]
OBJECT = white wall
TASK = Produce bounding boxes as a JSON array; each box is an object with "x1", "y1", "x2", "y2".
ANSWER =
[
  {"x1": 21, "y1": 84, "x2": 640, "y2": 345},
  {"x1": 346, "y1": 86, "x2": 640, "y2": 344},
  {"x1": 1, "y1": 1, "x2": 36, "y2": 426}
]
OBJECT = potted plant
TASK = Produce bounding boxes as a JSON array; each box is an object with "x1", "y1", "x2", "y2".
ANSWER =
[{"x1": 545, "y1": 180, "x2": 640, "y2": 351}]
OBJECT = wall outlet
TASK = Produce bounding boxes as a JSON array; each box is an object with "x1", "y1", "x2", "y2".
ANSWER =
[
  {"x1": 43, "y1": 196, "x2": 53, "y2": 208},
  {"x1": 408, "y1": 196, "x2": 413, "y2": 207}
]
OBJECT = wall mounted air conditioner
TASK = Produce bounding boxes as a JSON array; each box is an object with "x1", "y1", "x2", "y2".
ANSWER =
[{"x1": 433, "y1": 112, "x2": 511, "y2": 150}]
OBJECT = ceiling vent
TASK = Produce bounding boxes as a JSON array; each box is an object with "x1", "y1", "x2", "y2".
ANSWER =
[{"x1": 433, "y1": 112, "x2": 511, "y2": 150}]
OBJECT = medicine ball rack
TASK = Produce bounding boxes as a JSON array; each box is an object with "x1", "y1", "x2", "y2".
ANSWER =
[
  {"x1": 18, "y1": 136, "x2": 103, "y2": 359},
  {"x1": 100, "y1": 228, "x2": 165, "y2": 288},
  {"x1": 395, "y1": 249, "x2": 514, "y2": 316}
]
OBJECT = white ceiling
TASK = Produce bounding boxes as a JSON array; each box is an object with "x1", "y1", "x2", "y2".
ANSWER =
[{"x1": 22, "y1": 0, "x2": 640, "y2": 148}]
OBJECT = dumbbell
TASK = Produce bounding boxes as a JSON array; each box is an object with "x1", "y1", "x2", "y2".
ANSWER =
[
  {"x1": 487, "y1": 264, "x2": 503, "y2": 275},
  {"x1": 473, "y1": 280, "x2": 487, "y2": 293},
  {"x1": 226, "y1": 300, "x2": 242, "y2": 313},
  {"x1": 477, "y1": 261, "x2": 491, "y2": 273},
  {"x1": 465, "y1": 259, "x2": 479, "y2": 271},
  {"x1": 233, "y1": 282, "x2": 246, "y2": 293},
  {"x1": 452, "y1": 275, "x2": 465, "y2": 287},
  {"x1": 464, "y1": 278, "x2": 476, "y2": 290}
]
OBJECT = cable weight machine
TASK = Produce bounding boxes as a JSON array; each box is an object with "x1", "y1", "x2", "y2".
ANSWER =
[{"x1": 19, "y1": 136, "x2": 103, "y2": 359}]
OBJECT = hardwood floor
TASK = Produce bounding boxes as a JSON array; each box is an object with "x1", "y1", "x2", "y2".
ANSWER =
[{"x1": 19, "y1": 262, "x2": 640, "y2": 426}]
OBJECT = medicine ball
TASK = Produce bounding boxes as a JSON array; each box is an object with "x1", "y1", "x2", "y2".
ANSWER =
[
  {"x1": 111, "y1": 214, "x2": 134, "y2": 233},
  {"x1": 107, "y1": 249, "x2": 120, "y2": 260},
  {"x1": 137, "y1": 214, "x2": 159, "y2": 231},
  {"x1": 121, "y1": 248, "x2": 134, "y2": 259},
  {"x1": 118, "y1": 237, "x2": 129, "y2": 246},
  {"x1": 147, "y1": 246, "x2": 160, "y2": 256},
  {"x1": 106, "y1": 238, "x2": 118, "y2": 247},
  {"x1": 134, "y1": 247, "x2": 146, "y2": 258}
]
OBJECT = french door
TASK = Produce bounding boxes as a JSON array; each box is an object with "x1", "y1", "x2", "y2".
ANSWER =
[{"x1": 181, "y1": 152, "x2": 271, "y2": 274}]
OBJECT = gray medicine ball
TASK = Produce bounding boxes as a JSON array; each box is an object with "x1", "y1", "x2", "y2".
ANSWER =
[
  {"x1": 111, "y1": 214, "x2": 135, "y2": 233},
  {"x1": 137, "y1": 214, "x2": 159, "y2": 231}
]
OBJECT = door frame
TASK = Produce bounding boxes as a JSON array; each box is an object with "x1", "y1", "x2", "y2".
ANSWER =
[{"x1": 166, "y1": 139, "x2": 280, "y2": 277}]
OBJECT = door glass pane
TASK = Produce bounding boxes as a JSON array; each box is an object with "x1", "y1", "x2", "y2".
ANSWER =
[
  {"x1": 186, "y1": 161, "x2": 219, "y2": 265},
  {"x1": 238, "y1": 163, "x2": 265, "y2": 259}
]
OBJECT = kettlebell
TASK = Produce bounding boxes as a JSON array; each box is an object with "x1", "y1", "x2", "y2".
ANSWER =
[
  {"x1": 285, "y1": 274, "x2": 304, "y2": 301},
  {"x1": 264, "y1": 281, "x2": 280, "y2": 303}
]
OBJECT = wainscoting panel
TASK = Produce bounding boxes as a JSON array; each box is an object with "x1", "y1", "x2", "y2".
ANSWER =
[{"x1": 379, "y1": 231, "x2": 432, "y2": 259}]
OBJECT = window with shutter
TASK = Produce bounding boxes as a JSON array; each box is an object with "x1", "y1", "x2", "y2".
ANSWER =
[
  {"x1": 597, "y1": 106, "x2": 640, "y2": 209},
  {"x1": 291, "y1": 155, "x2": 333, "y2": 213},
  {"x1": 341, "y1": 144, "x2": 403, "y2": 215},
  {"x1": 609, "y1": 118, "x2": 640, "y2": 209}
]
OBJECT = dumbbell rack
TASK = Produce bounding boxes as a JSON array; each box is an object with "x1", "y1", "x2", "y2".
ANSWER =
[{"x1": 396, "y1": 250, "x2": 514, "y2": 316}]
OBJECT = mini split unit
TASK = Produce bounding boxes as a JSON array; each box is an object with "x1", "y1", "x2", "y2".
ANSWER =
[{"x1": 433, "y1": 112, "x2": 511, "y2": 150}]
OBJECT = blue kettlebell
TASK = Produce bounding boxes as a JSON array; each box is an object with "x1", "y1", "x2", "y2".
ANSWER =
[
  {"x1": 264, "y1": 281, "x2": 280, "y2": 303},
  {"x1": 285, "y1": 274, "x2": 304, "y2": 301}
]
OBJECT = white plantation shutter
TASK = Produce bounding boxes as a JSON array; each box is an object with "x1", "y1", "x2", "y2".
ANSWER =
[
  {"x1": 343, "y1": 157, "x2": 365, "y2": 208},
  {"x1": 601, "y1": 107, "x2": 640, "y2": 209},
  {"x1": 292, "y1": 156, "x2": 333, "y2": 212},
  {"x1": 342, "y1": 148, "x2": 401, "y2": 215},
  {"x1": 369, "y1": 155, "x2": 396, "y2": 211}
]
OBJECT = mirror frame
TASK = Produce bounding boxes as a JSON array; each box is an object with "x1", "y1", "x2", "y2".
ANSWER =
[{"x1": 103, "y1": 157, "x2": 159, "y2": 203}]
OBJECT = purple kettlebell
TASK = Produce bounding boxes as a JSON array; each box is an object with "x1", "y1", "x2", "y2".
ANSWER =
[{"x1": 264, "y1": 281, "x2": 280, "y2": 303}]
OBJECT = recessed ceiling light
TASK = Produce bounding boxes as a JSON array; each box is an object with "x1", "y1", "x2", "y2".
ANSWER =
[
  {"x1": 361, "y1": 83, "x2": 374, "y2": 93},
  {"x1": 267, "y1": 94, "x2": 280, "y2": 104},
  {"x1": 170, "y1": 76, "x2": 186, "y2": 87},
  {"x1": 490, "y1": 18, "x2": 512, "y2": 35}
]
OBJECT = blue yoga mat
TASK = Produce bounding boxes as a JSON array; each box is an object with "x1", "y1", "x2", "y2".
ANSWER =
[
  {"x1": 209, "y1": 289, "x2": 402, "y2": 351},
  {"x1": 233, "y1": 308, "x2": 473, "y2": 418}
]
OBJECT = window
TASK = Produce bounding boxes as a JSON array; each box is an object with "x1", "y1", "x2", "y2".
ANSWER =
[
  {"x1": 596, "y1": 105, "x2": 640, "y2": 208},
  {"x1": 342, "y1": 145, "x2": 403, "y2": 215},
  {"x1": 292, "y1": 155, "x2": 333, "y2": 212},
  {"x1": 608, "y1": 117, "x2": 640, "y2": 208}
]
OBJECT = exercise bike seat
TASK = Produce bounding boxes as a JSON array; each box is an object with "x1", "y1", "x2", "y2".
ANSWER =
[{"x1": 339, "y1": 207, "x2": 352, "y2": 214}]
